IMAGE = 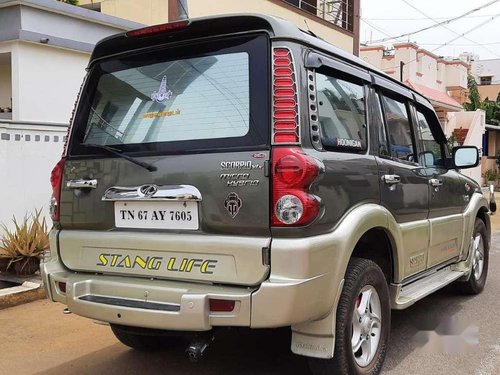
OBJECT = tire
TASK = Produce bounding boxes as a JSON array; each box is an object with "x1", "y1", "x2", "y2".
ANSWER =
[
  {"x1": 457, "y1": 218, "x2": 489, "y2": 295},
  {"x1": 309, "y1": 258, "x2": 391, "y2": 375},
  {"x1": 110, "y1": 324, "x2": 181, "y2": 351}
]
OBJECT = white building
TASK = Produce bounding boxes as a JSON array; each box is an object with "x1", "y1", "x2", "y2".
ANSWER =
[{"x1": 0, "y1": 0, "x2": 142, "y2": 228}]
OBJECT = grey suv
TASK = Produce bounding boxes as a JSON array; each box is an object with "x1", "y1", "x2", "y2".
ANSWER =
[{"x1": 42, "y1": 14, "x2": 493, "y2": 375}]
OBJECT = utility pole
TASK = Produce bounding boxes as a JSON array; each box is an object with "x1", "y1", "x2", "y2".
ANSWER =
[
  {"x1": 400, "y1": 61, "x2": 405, "y2": 82},
  {"x1": 178, "y1": 0, "x2": 188, "y2": 20}
]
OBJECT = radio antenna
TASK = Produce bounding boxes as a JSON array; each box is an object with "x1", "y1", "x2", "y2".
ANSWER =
[{"x1": 303, "y1": 19, "x2": 318, "y2": 38}]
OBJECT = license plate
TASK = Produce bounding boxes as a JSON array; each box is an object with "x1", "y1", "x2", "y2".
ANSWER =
[{"x1": 114, "y1": 201, "x2": 199, "y2": 230}]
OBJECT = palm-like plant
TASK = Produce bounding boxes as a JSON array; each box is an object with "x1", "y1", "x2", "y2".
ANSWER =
[
  {"x1": 0, "y1": 210, "x2": 49, "y2": 275},
  {"x1": 464, "y1": 75, "x2": 500, "y2": 125}
]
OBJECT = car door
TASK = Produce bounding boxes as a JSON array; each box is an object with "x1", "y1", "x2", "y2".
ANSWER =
[
  {"x1": 411, "y1": 105, "x2": 464, "y2": 268},
  {"x1": 372, "y1": 88, "x2": 430, "y2": 279}
]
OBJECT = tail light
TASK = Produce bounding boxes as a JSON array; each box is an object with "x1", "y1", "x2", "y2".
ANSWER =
[
  {"x1": 273, "y1": 48, "x2": 299, "y2": 144},
  {"x1": 50, "y1": 158, "x2": 65, "y2": 222},
  {"x1": 272, "y1": 147, "x2": 321, "y2": 226}
]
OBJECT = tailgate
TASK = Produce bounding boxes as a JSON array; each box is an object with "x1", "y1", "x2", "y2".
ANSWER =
[{"x1": 57, "y1": 34, "x2": 271, "y2": 286}]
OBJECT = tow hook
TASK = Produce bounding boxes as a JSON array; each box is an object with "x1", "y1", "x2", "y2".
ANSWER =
[
  {"x1": 185, "y1": 333, "x2": 215, "y2": 363},
  {"x1": 63, "y1": 307, "x2": 72, "y2": 315}
]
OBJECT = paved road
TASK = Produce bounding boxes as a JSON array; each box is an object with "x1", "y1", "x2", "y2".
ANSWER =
[{"x1": 1, "y1": 234, "x2": 499, "y2": 375}]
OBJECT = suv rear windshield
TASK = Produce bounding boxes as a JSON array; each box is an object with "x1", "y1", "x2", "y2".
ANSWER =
[{"x1": 69, "y1": 34, "x2": 269, "y2": 156}]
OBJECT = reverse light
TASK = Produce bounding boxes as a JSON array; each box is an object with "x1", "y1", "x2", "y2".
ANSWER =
[
  {"x1": 126, "y1": 20, "x2": 190, "y2": 37},
  {"x1": 275, "y1": 194, "x2": 303, "y2": 224},
  {"x1": 50, "y1": 158, "x2": 65, "y2": 222}
]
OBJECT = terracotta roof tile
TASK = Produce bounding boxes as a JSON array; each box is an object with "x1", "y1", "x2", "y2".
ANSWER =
[{"x1": 406, "y1": 80, "x2": 463, "y2": 109}]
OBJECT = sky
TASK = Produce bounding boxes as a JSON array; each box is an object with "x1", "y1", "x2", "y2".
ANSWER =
[{"x1": 360, "y1": 0, "x2": 500, "y2": 60}]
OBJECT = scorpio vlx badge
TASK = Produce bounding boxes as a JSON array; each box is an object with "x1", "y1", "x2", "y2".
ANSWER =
[{"x1": 224, "y1": 192, "x2": 242, "y2": 218}]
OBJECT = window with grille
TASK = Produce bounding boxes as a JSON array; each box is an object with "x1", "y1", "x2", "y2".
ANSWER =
[{"x1": 282, "y1": 0, "x2": 354, "y2": 32}]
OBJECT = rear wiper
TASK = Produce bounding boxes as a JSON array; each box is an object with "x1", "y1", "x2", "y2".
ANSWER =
[{"x1": 82, "y1": 143, "x2": 157, "y2": 172}]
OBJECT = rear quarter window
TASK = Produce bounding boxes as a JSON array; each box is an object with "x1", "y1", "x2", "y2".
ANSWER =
[{"x1": 316, "y1": 72, "x2": 367, "y2": 152}]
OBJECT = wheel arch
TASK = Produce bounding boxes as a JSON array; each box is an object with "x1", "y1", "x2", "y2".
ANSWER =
[
  {"x1": 351, "y1": 227, "x2": 397, "y2": 284},
  {"x1": 476, "y1": 206, "x2": 491, "y2": 238}
]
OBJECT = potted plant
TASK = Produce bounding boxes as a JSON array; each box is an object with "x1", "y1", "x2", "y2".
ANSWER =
[
  {"x1": 482, "y1": 169, "x2": 497, "y2": 187},
  {"x1": 0, "y1": 210, "x2": 49, "y2": 276}
]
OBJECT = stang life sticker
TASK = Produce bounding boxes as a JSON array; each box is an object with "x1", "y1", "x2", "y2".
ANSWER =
[{"x1": 96, "y1": 253, "x2": 218, "y2": 274}]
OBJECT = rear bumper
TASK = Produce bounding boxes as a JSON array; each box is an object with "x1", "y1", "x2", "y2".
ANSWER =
[
  {"x1": 42, "y1": 258, "x2": 332, "y2": 330},
  {"x1": 43, "y1": 268, "x2": 253, "y2": 330},
  {"x1": 41, "y1": 230, "x2": 338, "y2": 331}
]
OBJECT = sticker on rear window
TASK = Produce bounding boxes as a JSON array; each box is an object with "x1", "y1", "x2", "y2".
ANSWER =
[
  {"x1": 335, "y1": 138, "x2": 363, "y2": 149},
  {"x1": 142, "y1": 108, "x2": 181, "y2": 119},
  {"x1": 151, "y1": 75, "x2": 173, "y2": 103}
]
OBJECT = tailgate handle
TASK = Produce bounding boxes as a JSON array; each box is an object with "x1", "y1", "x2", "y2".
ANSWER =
[
  {"x1": 102, "y1": 185, "x2": 202, "y2": 201},
  {"x1": 67, "y1": 179, "x2": 98, "y2": 189}
]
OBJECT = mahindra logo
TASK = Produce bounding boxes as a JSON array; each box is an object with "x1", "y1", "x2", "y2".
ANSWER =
[{"x1": 139, "y1": 184, "x2": 158, "y2": 198}]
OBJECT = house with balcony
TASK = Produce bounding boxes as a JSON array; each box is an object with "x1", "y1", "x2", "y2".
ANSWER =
[
  {"x1": 0, "y1": 0, "x2": 141, "y2": 228},
  {"x1": 472, "y1": 58, "x2": 500, "y2": 101},
  {"x1": 78, "y1": 0, "x2": 360, "y2": 54}
]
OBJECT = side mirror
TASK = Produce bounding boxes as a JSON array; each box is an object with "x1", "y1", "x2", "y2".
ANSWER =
[{"x1": 452, "y1": 146, "x2": 479, "y2": 169}]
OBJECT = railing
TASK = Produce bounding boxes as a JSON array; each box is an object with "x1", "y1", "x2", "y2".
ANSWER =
[{"x1": 281, "y1": 0, "x2": 354, "y2": 32}]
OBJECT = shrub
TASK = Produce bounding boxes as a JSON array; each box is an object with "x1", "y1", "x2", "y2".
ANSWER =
[{"x1": 0, "y1": 210, "x2": 49, "y2": 275}]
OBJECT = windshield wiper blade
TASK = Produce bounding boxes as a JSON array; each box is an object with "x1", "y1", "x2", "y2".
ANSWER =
[{"x1": 82, "y1": 143, "x2": 157, "y2": 172}]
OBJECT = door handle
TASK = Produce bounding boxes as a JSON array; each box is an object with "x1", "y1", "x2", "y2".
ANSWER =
[
  {"x1": 382, "y1": 174, "x2": 401, "y2": 185},
  {"x1": 429, "y1": 178, "x2": 443, "y2": 187},
  {"x1": 67, "y1": 179, "x2": 98, "y2": 189}
]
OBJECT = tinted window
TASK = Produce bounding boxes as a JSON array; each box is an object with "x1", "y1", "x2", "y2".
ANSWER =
[
  {"x1": 84, "y1": 53, "x2": 250, "y2": 145},
  {"x1": 381, "y1": 96, "x2": 415, "y2": 162},
  {"x1": 415, "y1": 110, "x2": 443, "y2": 167},
  {"x1": 69, "y1": 35, "x2": 269, "y2": 156},
  {"x1": 316, "y1": 73, "x2": 366, "y2": 151}
]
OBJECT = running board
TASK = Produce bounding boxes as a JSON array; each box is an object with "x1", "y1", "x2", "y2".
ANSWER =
[{"x1": 390, "y1": 266, "x2": 465, "y2": 310}]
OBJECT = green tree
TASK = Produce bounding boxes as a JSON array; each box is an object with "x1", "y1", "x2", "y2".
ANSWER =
[
  {"x1": 464, "y1": 74, "x2": 500, "y2": 125},
  {"x1": 58, "y1": 0, "x2": 79, "y2": 5}
]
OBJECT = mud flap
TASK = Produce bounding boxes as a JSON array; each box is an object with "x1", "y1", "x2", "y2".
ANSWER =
[
  {"x1": 290, "y1": 279, "x2": 344, "y2": 359},
  {"x1": 291, "y1": 328, "x2": 335, "y2": 359}
]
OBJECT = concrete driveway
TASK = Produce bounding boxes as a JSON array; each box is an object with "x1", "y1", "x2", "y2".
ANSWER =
[{"x1": 1, "y1": 234, "x2": 499, "y2": 375}]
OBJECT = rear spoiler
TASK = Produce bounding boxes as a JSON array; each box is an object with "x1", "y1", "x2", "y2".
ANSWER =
[{"x1": 88, "y1": 15, "x2": 277, "y2": 68}]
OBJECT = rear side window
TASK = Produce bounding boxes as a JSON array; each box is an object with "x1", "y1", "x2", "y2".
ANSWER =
[
  {"x1": 316, "y1": 72, "x2": 367, "y2": 151},
  {"x1": 380, "y1": 95, "x2": 415, "y2": 163},
  {"x1": 69, "y1": 35, "x2": 269, "y2": 156}
]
